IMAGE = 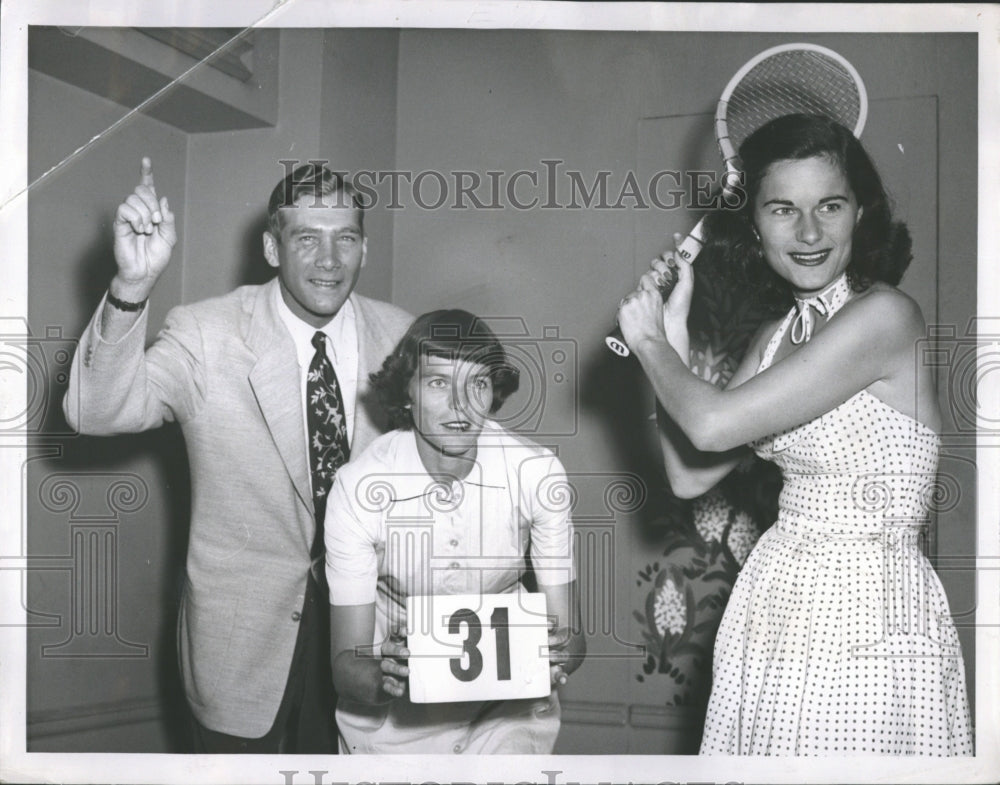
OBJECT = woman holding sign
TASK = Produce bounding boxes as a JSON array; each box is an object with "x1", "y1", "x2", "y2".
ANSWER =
[
  {"x1": 617, "y1": 114, "x2": 972, "y2": 755},
  {"x1": 325, "y1": 309, "x2": 585, "y2": 754}
]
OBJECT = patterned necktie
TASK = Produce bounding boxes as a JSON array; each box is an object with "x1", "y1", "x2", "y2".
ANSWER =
[
  {"x1": 307, "y1": 331, "x2": 350, "y2": 558},
  {"x1": 790, "y1": 272, "x2": 852, "y2": 345}
]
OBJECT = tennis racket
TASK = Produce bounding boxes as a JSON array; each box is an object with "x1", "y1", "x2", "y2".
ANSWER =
[{"x1": 605, "y1": 42, "x2": 868, "y2": 358}]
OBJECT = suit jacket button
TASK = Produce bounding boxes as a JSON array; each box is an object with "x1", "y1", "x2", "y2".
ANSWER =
[{"x1": 291, "y1": 611, "x2": 302, "y2": 622}]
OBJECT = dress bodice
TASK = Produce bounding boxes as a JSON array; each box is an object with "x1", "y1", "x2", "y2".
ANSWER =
[{"x1": 750, "y1": 305, "x2": 940, "y2": 537}]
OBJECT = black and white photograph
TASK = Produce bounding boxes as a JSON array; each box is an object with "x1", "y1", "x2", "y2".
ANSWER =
[{"x1": 1, "y1": 2, "x2": 997, "y2": 783}]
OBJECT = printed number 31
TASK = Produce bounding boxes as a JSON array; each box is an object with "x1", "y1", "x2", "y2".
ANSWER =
[{"x1": 449, "y1": 607, "x2": 511, "y2": 682}]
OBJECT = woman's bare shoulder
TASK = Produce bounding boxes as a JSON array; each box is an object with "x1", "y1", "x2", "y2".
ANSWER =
[{"x1": 845, "y1": 283, "x2": 927, "y2": 341}]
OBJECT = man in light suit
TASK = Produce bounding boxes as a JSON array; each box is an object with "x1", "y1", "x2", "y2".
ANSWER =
[{"x1": 63, "y1": 158, "x2": 413, "y2": 753}]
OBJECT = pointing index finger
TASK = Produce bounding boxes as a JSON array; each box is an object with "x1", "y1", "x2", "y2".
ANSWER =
[
  {"x1": 140, "y1": 156, "x2": 155, "y2": 189},
  {"x1": 139, "y1": 157, "x2": 162, "y2": 223}
]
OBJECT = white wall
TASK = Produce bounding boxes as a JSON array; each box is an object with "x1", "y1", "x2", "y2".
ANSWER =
[{"x1": 27, "y1": 68, "x2": 190, "y2": 752}]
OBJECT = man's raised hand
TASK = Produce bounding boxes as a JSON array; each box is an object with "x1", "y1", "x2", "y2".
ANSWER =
[{"x1": 112, "y1": 157, "x2": 176, "y2": 299}]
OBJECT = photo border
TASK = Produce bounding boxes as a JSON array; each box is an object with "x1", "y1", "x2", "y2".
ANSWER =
[{"x1": 2, "y1": 2, "x2": 997, "y2": 783}]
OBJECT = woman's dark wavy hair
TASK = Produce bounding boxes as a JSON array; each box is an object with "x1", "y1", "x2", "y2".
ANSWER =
[
  {"x1": 704, "y1": 113, "x2": 912, "y2": 308},
  {"x1": 370, "y1": 309, "x2": 520, "y2": 430}
]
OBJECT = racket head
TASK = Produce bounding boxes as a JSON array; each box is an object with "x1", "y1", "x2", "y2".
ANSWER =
[{"x1": 715, "y1": 43, "x2": 868, "y2": 185}]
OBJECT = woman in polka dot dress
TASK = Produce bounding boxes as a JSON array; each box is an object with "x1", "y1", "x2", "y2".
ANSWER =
[{"x1": 617, "y1": 114, "x2": 973, "y2": 755}]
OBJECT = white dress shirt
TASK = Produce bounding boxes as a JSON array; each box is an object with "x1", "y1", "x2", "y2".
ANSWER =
[
  {"x1": 324, "y1": 420, "x2": 573, "y2": 753},
  {"x1": 273, "y1": 285, "x2": 359, "y2": 467}
]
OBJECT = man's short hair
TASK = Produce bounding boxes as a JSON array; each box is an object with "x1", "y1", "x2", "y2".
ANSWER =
[{"x1": 266, "y1": 163, "x2": 365, "y2": 236}]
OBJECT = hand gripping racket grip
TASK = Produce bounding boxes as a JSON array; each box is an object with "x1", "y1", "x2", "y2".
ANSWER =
[{"x1": 604, "y1": 219, "x2": 707, "y2": 358}]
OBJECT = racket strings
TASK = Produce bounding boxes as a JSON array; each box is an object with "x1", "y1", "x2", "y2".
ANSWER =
[{"x1": 723, "y1": 50, "x2": 863, "y2": 154}]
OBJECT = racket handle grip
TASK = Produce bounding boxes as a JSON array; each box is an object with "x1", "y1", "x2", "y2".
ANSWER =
[{"x1": 604, "y1": 219, "x2": 706, "y2": 359}]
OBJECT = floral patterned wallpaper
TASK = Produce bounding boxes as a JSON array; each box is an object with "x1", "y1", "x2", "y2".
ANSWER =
[{"x1": 633, "y1": 255, "x2": 783, "y2": 714}]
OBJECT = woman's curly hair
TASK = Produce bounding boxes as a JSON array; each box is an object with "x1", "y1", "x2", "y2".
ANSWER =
[{"x1": 370, "y1": 309, "x2": 520, "y2": 430}]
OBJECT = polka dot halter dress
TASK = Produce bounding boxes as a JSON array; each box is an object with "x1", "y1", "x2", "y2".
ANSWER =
[{"x1": 699, "y1": 281, "x2": 974, "y2": 756}]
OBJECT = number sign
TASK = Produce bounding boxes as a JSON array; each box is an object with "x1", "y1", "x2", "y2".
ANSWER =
[{"x1": 406, "y1": 593, "x2": 551, "y2": 703}]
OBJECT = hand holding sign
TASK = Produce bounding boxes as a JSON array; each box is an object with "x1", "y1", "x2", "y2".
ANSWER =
[
  {"x1": 547, "y1": 620, "x2": 572, "y2": 687},
  {"x1": 379, "y1": 628, "x2": 409, "y2": 699}
]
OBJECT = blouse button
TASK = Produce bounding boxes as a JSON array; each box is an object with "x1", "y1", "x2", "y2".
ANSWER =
[
  {"x1": 291, "y1": 611, "x2": 302, "y2": 622},
  {"x1": 449, "y1": 538, "x2": 459, "y2": 547},
  {"x1": 449, "y1": 562, "x2": 461, "y2": 570}
]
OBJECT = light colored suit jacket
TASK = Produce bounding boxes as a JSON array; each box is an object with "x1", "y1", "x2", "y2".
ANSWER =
[{"x1": 63, "y1": 278, "x2": 412, "y2": 736}]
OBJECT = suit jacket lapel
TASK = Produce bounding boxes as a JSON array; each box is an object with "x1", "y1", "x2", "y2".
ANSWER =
[{"x1": 246, "y1": 280, "x2": 313, "y2": 516}]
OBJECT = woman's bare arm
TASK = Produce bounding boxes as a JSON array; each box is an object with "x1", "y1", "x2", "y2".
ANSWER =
[{"x1": 621, "y1": 286, "x2": 926, "y2": 453}]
